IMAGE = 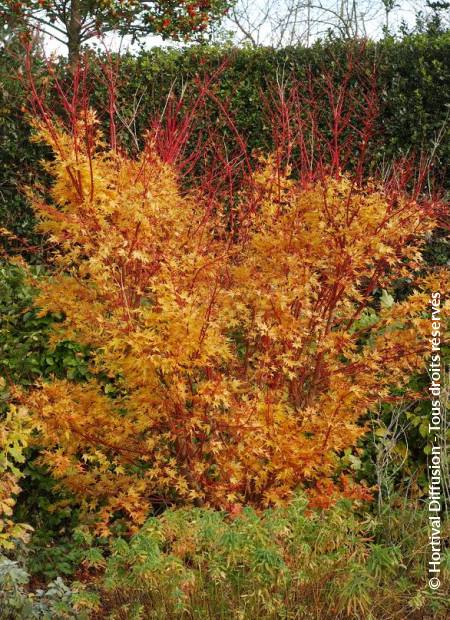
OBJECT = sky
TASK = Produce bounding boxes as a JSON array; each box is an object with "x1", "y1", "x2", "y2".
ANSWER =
[{"x1": 41, "y1": 0, "x2": 427, "y2": 57}]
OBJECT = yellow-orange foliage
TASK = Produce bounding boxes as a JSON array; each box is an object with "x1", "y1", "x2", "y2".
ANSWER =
[{"x1": 24, "y1": 116, "x2": 448, "y2": 530}]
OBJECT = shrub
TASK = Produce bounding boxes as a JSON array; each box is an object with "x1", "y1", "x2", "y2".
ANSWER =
[
  {"x1": 0, "y1": 405, "x2": 33, "y2": 551},
  {"x1": 18, "y1": 84, "x2": 449, "y2": 531},
  {"x1": 0, "y1": 260, "x2": 91, "y2": 386},
  {"x1": 0, "y1": 260, "x2": 91, "y2": 576},
  {"x1": 0, "y1": 555, "x2": 85, "y2": 619}
]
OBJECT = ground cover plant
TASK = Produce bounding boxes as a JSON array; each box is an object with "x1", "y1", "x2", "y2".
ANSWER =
[
  {"x1": 0, "y1": 34, "x2": 449, "y2": 620},
  {"x1": 73, "y1": 496, "x2": 450, "y2": 619}
]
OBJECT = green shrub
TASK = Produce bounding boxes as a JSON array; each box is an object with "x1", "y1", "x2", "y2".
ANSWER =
[
  {"x1": 0, "y1": 261, "x2": 91, "y2": 387},
  {"x1": 0, "y1": 260, "x2": 91, "y2": 578}
]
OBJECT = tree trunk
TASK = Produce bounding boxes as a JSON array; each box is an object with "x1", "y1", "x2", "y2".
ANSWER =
[{"x1": 68, "y1": 0, "x2": 82, "y2": 69}]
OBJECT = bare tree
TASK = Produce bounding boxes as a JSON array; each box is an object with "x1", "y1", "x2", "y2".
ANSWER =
[{"x1": 223, "y1": 0, "x2": 435, "y2": 47}]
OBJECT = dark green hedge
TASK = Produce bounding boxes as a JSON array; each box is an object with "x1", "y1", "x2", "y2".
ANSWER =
[
  {"x1": 122, "y1": 34, "x2": 450, "y2": 161},
  {"x1": 1, "y1": 32, "x2": 449, "y2": 247}
]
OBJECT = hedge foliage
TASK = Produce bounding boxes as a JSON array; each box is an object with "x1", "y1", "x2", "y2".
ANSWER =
[
  {"x1": 1, "y1": 32, "x2": 449, "y2": 247},
  {"x1": 112, "y1": 33, "x2": 450, "y2": 164}
]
